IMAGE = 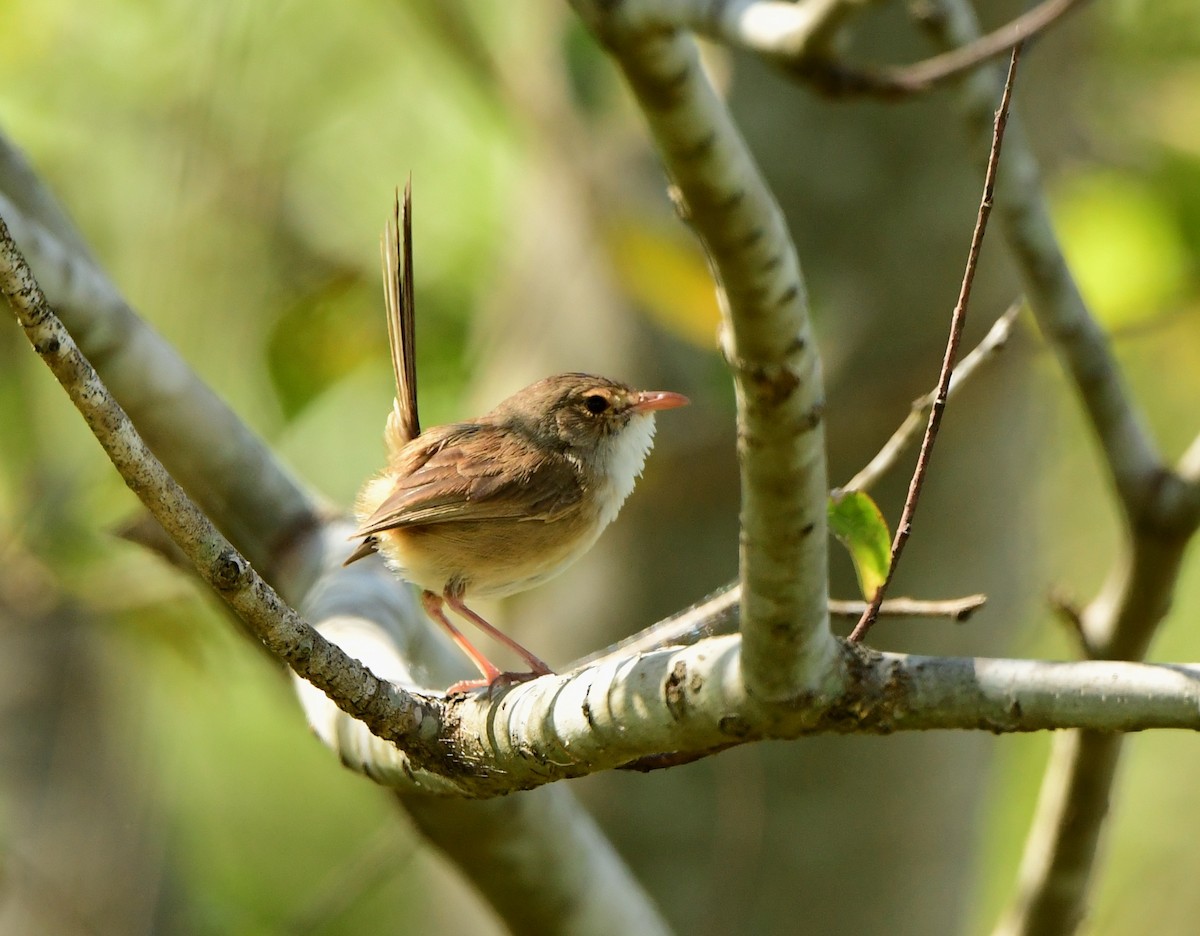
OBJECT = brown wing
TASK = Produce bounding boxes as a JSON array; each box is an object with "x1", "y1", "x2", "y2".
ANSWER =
[
  {"x1": 354, "y1": 423, "x2": 584, "y2": 536},
  {"x1": 381, "y1": 179, "x2": 419, "y2": 447}
]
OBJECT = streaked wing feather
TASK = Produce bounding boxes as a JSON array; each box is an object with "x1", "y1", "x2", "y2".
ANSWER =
[{"x1": 355, "y1": 424, "x2": 583, "y2": 535}]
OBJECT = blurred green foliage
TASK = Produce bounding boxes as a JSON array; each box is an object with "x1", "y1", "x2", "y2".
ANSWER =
[{"x1": 2, "y1": 1, "x2": 1200, "y2": 935}]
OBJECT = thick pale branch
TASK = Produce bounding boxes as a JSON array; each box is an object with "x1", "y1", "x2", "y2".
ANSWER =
[
  {"x1": 297, "y1": 623, "x2": 1200, "y2": 797},
  {"x1": 402, "y1": 791, "x2": 672, "y2": 936},
  {"x1": 571, "y1": 2, "x2": 835, "y2": 702},
  {"x1": 0, "y1": 139, "x2": 320, "y2": 595}
]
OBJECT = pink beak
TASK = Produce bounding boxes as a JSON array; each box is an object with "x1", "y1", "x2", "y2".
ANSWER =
[{"x1": 631, "y1": 390, "x2": 690, "y2": 413}]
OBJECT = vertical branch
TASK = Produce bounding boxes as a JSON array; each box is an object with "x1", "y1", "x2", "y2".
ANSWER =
[{"x1": 570, "y1": 3, "x2": 837, "y2": 700}]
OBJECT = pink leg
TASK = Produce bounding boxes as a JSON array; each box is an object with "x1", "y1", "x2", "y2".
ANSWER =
[
  {"x1": 443, "y1": 588, "x2": 553, "y2": 676},
  {"x1": 420, "y1": 591, "x2": 502, "y2": 691}
]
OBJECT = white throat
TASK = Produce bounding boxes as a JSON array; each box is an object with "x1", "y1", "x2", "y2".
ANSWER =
[{"x1": 593, "y1": 412, "x2": 657, "y2": 531}]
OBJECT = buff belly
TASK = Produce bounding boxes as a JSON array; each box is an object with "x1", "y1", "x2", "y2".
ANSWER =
[{"x1": 373, "y1": 509, "x2": 603, "y2": 599}]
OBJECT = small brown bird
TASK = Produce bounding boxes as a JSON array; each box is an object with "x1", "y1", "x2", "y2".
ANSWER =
[{"x1": 347, "y1": 184, "x2": 688, "y2": 693}]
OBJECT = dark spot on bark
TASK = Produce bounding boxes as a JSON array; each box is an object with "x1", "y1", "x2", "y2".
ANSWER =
[
  {"x1": 581, "y1": 698, "x2": 598, "y2": 730},
  {"x1": 759, "y1": 253, "x2": 782, "y2": 274},
  {"x1": 680, "y1": 130, "x2": 716, "y2": 161},
  {"x1": 664, "y1": 661, "x2": 688, "y2": 720},
  {"x1": 718, "y1": 188, "x2": 746, "y2": 211},
  {"x1": 800, "y1": 521, "x2": 815, "y2": 536},
  {"x1": 663, "y1": 62, "x2": 690, "y2": 92},
  {"x1": 787, "y1": 333, "x2": 807, "y2": 354},
  {"x1": 639, "y1": 59, "x2": 692, "y2": 110},
  {"x1": 774, "y1": 283, "x2": 799, "y2": 309},
  {"x1": 745, "y1": 363, "x2": 801, "y2": 408},
  {"x1": 210, "y1": 547, "x2": 249, "y2": 592},
  {"x1": 737, "y1": 226, "x2": 764, "y2": 250},
  {"x1": 798, "y1": 399, "x2": 825, "y2": 431},
  {"x1": 770, "y1": 620, "x2": 795, "y2": 642},
  {"x1": 34, "y1": 338, "x2": 60, "y2": 356},
  {"x1": 688, "y1": 671, "x2": 704, "y2": 693},
  {"x1": 718, "y1": 714, "x2": 751, "y2": 738},
  {"x1": 1008, "y1": 699, "x2": 1023, "y2": 721}
]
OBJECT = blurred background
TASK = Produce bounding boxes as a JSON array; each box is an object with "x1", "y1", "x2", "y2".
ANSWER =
[{"x1": 2, "y1": 0, "x2": 1200, "y2": 933}]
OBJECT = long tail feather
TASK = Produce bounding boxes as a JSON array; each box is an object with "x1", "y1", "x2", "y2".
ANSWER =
[{"x1": 381, "y1": 178, "x2": 420, "y2": 447}]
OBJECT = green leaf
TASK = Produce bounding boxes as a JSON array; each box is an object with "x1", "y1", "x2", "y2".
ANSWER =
[{"x1": 828, "y1": 491, "x2": 892, "y2": 601}]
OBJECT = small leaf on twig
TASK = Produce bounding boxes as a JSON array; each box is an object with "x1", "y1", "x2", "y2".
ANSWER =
[{"x1": 828, "y1": 491, "x2": 891, "y2": 600}]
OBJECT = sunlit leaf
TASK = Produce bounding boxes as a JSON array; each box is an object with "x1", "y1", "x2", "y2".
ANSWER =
[
  {"x1": 828, "y1": 490, "x2": 891, "y2": 600},
  {"x1": 605, "y1": 218, "x2": 721, "y2": 347}
]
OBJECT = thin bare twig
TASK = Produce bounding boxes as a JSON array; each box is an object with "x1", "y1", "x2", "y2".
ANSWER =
[
  {"x1": 573, "y1": 588, "x2": 986, "y2": 669},
  {"x1": 830, "y1": 594, "x2": 986, "y2": 621},
  {"x1": 809, "y1": 0, "x2": 1083, "y2": 97},
  {"x1": 889, "y1": 0, "x2": 1083, "y2": 90},
  {"x1": 844, "y1": 300, "x2": 1021, "y2": 493},
  {"x1": 849, "y1": 46, "x2": 1022, "y2": 644},
  {"x1": 712, "y1": 0, "x2": 1084, "y2": 99},
  {"x1": 579, "y1": 294, "x2": 1015, "y2": 669}
]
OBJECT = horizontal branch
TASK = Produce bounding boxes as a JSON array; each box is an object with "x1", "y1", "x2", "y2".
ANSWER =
[
  {"x1": 7, "y1": 215, "x2": 1197, "y2": 803},
  {"x1": 829, "y1": 594, "x2": 986, "y2": 620},
  {"x1": 310, "y1": 627, "x2": 1200, "y2": 797}
]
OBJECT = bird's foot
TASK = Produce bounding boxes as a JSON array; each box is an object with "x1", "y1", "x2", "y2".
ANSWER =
[{"x1": 445, "y1": 668, "x2": 552, "y2": 697}]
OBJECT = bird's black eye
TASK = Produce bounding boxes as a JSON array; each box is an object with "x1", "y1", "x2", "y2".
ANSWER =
[{"x1": 584, "y1": 393, "x2": 610, "y2": 415}]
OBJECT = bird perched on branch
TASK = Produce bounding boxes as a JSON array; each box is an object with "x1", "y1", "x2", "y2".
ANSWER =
[{"x1": 347, "y1": 182, "x2": 688, "y2": 693}]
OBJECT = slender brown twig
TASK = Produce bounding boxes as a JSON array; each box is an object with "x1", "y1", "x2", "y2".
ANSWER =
[
  {"x1": 790, "y1": 0, "x2": 1082, "y2": 99},
  {"x1": 571, "y1": 588, "x2": 987, "y2": 670},
  {"x1": 830, "y1": 594, "x2": 986, "y2": 621},
  {"x1": 843, "y1": 300, "x2": 1021, "y2": 494},
  {"x1": 849, "y1": 45, "x2": 1022, "y2": 644}
]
